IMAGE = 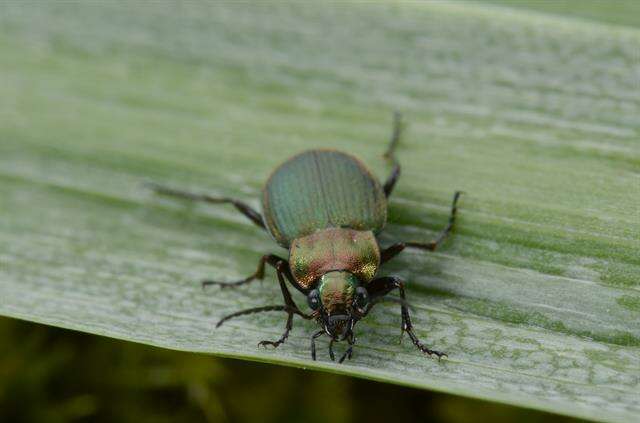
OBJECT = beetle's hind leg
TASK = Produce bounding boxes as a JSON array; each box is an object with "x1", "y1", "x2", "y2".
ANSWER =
[
  {"x1": 366, "y1": 276, "x2": 447, "y2": 360},
  {"x1": 202, "y1": 254, "x2": 283, "y2": 289},
  {"x1": 382, "y1": 111, "x2": 403, "y2": 198},
  {"x1": 380, "y1": 190, "x2": 463, "y2": 264},
  {"x1": 146, "y1": 182, "x2": 266, "y2": 230}
]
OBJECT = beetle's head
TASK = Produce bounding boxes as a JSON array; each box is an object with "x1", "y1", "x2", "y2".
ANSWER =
[{"x1": 307, "y1": 271, "x2": 369, "y2": 340}]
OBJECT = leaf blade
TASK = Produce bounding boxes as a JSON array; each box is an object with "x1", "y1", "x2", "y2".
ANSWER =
[{"x1": 0, "y1": 2, "x2": 639, "y2": 422}]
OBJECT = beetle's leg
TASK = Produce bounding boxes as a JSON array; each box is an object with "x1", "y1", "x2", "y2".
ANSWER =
[
  {"x1": 310, "y1": 330, "x2": 325, "y2": 361},
  {"x1": 338, "y1": 332, "x2": 355, "y2": 363},
  {"x1": 383, "y1": 111, "x2": 403, "y2": 198},
  {"x1": 146, "y1": 182, "x2": 266, "y2": 230},
  {"x1": 258, "y1": 311, "x2": 294, "y2": 349},
  {"x1": 215, "y1": 261, "x2": 311, "y2": 329},
  {"x1": 396, "y1": 280, "x2": 447, "y2": 360},
  {"x1": 276, "y1": 259, "x2": 309, "y2": 294},
  {"x1": 380, "y1": 242, "x2": 407, "y2": 265},
  {"x1": 202, "y1": 254, "x2": 284, "y2": 289},
  {"x1": 411, "y1": 190, "x2": 462, "y2": 251},
  {"x1": 216, "y1": 304, "x2": 310, "y2": 326},
  {"x1": 257, "y1": 261, "x2": 312, "y2": 348},
  {"x1": 366, "y1": 276, "x2": 447, "y2": 359},
  {"x1": 380, "y1": 191, "x2": 462, "y2": 264},
  {"x1": 216, "y1": 305, "x2": 289, "y2": 328},
  {"x1": 328, "y1": 338, "x2": 336, "y2": 361},
  {"x1": 273, "y1": 260, "x2": 307, "y2": 311}
]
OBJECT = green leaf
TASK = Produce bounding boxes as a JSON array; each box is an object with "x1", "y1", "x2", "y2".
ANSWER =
[
  {"x1": 1, "y1": 2, "x2": 638, "y2": 422},
  {"x1": 481, "y1": 0, "x2": 640, "y2": 28}
]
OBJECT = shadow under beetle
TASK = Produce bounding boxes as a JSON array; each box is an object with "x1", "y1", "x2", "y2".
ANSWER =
[{"x1": 149, "y1": 113, "x2": 462, "y2": 363}]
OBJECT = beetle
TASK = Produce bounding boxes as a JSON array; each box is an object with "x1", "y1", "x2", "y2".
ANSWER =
[{"x1": 149, "y1": 113, "x2": 461, "y2": 363}]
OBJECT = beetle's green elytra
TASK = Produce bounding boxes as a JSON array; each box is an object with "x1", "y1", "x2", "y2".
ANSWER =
[
  {"x1": 149, "y1": 112, "x2": 462, "y2": 363},
  {"x1": 263, "y1": 150, "x2": 387, "y2": 247}
]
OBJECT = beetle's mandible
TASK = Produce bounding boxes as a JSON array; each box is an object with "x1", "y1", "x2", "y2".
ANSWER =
[{"x1": 149, "y1": 112, "x2": 462, "y2": 363}]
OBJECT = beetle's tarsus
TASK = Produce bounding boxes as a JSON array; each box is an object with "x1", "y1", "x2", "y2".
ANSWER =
[
  {"x1": 407, "y1": 327, "x2": 447, "y2": 360},
  {"x1": 380, "y1": 190, "x2": 463, "y2": 265},
  {"x1": 202, "y1": 277, "x2": 255, "y2": 289},
  {"x1": 215, "y1": 305, "x2": 290, "y2": 329},
  {"x1": 419, "y1": 345, "x2": 447, "y2": 360},
  {"x1": 383, "y1": 110, "x2": 403, "y2": 159},
  {"x1": 258, "y1": 339, "x2": 284, "y2": 349},
  {"x1": 383, "y1": 111, "x2": 403, "y2": 198},
  {"x1": 366, "y1": 277, "x2": 447, "y2": 361},
  {"x1": 146, "y1": 182, "x2": 267, "y2": 230}
]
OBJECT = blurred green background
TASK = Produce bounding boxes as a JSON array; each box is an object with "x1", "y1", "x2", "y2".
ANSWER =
[{"x1": 1, "y1": 1, "x2": 636, "y2": 422}]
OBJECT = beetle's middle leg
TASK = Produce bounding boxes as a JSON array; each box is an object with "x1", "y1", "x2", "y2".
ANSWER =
[
  {"x1": 382, "y1": 111, "x2": 403, "y2": 198},
  {"x1": 380, "y1": 190, "x2": 462, "y2": 264},
  {"x1": 147, "y1": 182, "x2": 266, "y2": 230},
  {"x1": 215, "y1": 260, "x2": 311, "y2": 348},
  {"x1": 366, "y1": 276, "x2": 446, "y2": 359},
  {"x1": 202, "y1": 254, "x2": 284, "y2": 289}
]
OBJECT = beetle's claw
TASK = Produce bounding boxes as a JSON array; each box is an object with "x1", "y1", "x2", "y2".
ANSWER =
[
  {"x1": 258, "y1": 340, "x2": 282, "y2": 349},
  {"x1": 202, "y1": 280, "x2": 237, "y2": 290},
  {"x1": 398, "y1": 328, "x2": 406, "y2": 344},
  {"x1": 202, "y1": 276, "x2": 260, "y2": 290},
  {"x1": 418, "y1": 345, "x2": 447, "y2": 361}
]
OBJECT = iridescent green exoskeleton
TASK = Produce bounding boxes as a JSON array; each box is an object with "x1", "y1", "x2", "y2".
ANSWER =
[{"x1": 149, "y1": 113, "x2": 462, "y2": 363}]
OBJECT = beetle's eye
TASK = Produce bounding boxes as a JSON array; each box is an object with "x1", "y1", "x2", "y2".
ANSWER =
[
  {"x1": 307, "y1": 289, "x2": 321, "y2": 310},
  {"x1": 355, "y1": 286, "x2": 368, "y2": 307}
]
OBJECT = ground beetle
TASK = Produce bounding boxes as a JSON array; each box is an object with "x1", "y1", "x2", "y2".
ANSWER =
[{"x1": 149, "y1": 113, "x2": 461, "y2": 363}]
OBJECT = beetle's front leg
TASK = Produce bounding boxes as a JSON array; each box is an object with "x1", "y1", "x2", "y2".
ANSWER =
[
  {"x1": 380, "y1": 191, "x2": 462, "y2": 265},
  {"x1": 367, "y1": 276, "x2": 446, "y2": 359},
  {"x1": 258, "y1": 310, "x2": 294, "y2": 348},
  {"x1": 258, "y1": 260, "x2": 311, "y2": 348}
]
